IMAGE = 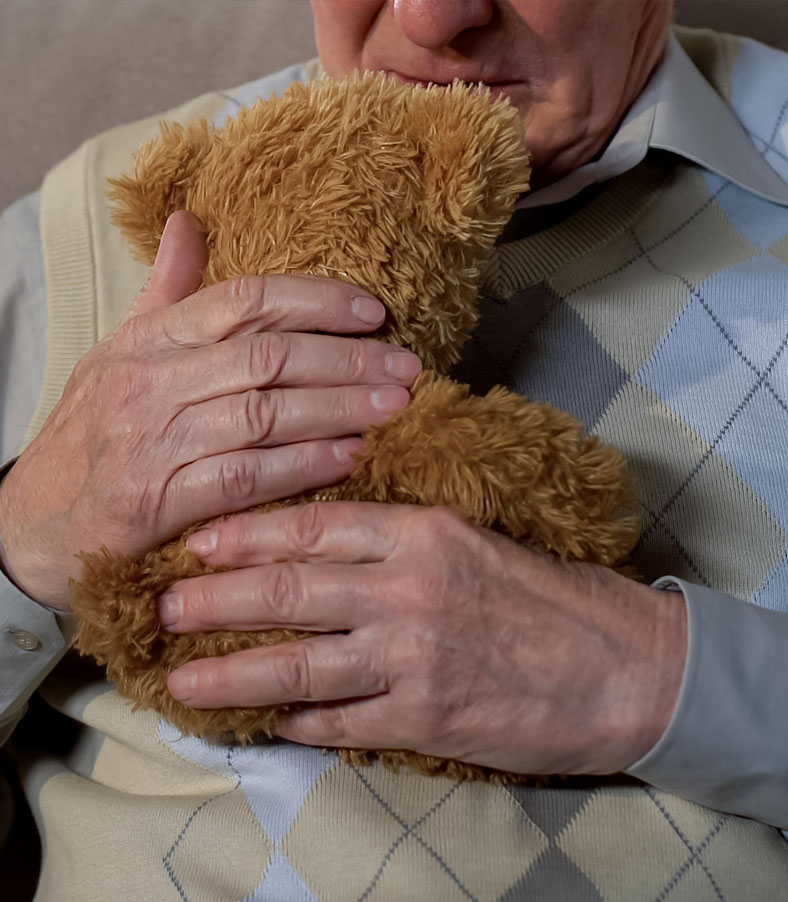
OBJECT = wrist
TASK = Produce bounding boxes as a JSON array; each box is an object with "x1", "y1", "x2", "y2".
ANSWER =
[
  {"x1": 619, "y1": 583, "x2": 688, "y2": 769},
  {"x1": 581, "y1": 577, "x2": 688, "y2": 775},
  {"x1": 0, "y1": 458, "x2": 72, "y2": 611},
  {"x1": 0, "y1": 459, "x2": 22, "y2": 587}
]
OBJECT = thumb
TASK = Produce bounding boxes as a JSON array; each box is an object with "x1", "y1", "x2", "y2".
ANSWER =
[{"x1": 125, "y1": 210, "x2": 208, "y2": 320}]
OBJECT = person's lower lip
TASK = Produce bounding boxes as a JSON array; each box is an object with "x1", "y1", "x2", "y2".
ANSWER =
[
  {"x1": 387, "y1": 71, "x2": 519, "y2": 96},
  {"x1": 488, "y1": 83, "x2": 518, "y2": 99}
]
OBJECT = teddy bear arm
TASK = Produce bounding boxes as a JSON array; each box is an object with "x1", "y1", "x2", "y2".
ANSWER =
[{"x1": 344, "y1": 372, "x2": 639, "y2": 566}]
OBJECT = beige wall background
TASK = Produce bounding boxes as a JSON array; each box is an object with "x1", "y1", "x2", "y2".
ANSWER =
[{"x1": 0, "y1": 0, "x2": 787, "y2": 211}]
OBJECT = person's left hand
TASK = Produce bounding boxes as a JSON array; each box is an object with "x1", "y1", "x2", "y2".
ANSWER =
[{"x1": 160, "y1": 501, "x2": 687, "y2": 776}]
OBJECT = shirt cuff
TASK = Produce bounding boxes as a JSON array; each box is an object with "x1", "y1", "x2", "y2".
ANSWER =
[
  {"x1": 0, "y1": 458, "x2": 76, "y2": 743},
  {"x1": 625, "y1": 576, "x2": 788, "y2": 829}
]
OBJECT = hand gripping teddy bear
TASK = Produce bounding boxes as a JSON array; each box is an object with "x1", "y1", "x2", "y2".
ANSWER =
[{"x1": 72, "y1": 71, "x2": 639, "y2": 784}]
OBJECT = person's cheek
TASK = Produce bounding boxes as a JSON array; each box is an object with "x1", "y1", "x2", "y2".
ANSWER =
[{"x1": 312, "y1": 0, "x2": 384, "y2": 74}]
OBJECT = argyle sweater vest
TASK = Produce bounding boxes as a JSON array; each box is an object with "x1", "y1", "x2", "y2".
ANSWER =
[{"x1": 18, "y1": 33, "x2": 788, "y2": 902}]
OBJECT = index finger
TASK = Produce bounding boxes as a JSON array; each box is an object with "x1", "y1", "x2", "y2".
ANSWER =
[
  {"x1": 185, "y1": 500, "x2": 405, "y2": 566},
  {"x1": 153, "y1": 274, "x2": 386, "y2": 349}
]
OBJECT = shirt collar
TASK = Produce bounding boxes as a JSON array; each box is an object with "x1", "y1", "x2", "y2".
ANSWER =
[{"x1": 518, "y1": 30, "x2": 788, "y2": 210}]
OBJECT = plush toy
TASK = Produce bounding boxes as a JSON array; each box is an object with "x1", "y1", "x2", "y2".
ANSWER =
[{"x1": 72, "y1": 72, "x2": 639, "y2": 784}]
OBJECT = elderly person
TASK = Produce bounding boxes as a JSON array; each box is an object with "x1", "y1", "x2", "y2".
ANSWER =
[{"x1": 2, "y1": 0, "x2": 788, "y2": 898}]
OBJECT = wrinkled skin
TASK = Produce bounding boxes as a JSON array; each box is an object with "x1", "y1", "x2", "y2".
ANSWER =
[
  {"x1": 0, "y1": 0, "x2": 685, "y2": 777},
  {"x1": 0, "y1": 213, "x2": 420, "y2": 608}
]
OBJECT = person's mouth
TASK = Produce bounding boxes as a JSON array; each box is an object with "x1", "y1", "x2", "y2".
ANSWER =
[{"x1": 386, "y1": 70, "x2": 521, "y2": 99}]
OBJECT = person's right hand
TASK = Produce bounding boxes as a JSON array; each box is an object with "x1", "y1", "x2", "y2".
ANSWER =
[{"x1": 0, "y1": 211, "x2": 421, "y2": 611}]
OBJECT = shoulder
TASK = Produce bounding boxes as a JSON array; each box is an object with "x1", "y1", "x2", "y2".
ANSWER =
[
  {"x1": 216, "y1": 59, "x2": 322, "y2": 116},
  {"x1": 39, "y1": 56, "x2": 323, "y2": 333},
  {"x1": 54, "y1": 57, "x2": 323, "y2": 185},
  {"x1": 32, "y1": 59, "x2": 323, "y2": 440}
]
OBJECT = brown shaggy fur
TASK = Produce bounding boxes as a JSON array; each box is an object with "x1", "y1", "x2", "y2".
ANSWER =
[{"x1": 72, "y1": 72, "x2": 639, "y2": 784}]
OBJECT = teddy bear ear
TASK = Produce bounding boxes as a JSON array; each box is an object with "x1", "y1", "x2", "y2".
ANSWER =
[
  {"x1": 409, "y1": 83, "x2": 530, "y2": 241},
  {"x1": 363, "y1": 79, "x2": 529, "y2": 373},
  {"x1": 106, "y1": 118, "x2": 213, "y2": 265}
]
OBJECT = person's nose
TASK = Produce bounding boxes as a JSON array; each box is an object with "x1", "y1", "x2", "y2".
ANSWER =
[{"x1": 392, "y1": 0, "x2": 494, "y2": 49}]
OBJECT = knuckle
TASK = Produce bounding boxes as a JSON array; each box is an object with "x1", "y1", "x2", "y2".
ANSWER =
[
  {"x1": 214, "y1": 517, "x2": 246, "y2": 558},
  {"x1": 315, "y1": 705, "x2": 348, "y2": 741},
  {"x1": 289, "y1": 504, "x2": 327, "y2": 557},
  {"x1": 393, "y1": 549, "x2": 454, "y2": 622},
  {"x1": 273, "y1": 646, "x2": 313, "y2": 700},
  {"x1": 329, "y1": 389, "x2": 360, "y2": 426},
  {"x1": 289, "y1": 442, "x2": 322, "y2": 482},
  {"x1": 343, "y1": 339, "x2": 367, "y2": 381},
  {"x1": 249, "y1": 332, "x2": 288, "y2": 386},
  {"x1": 228, "y1": 275, "x2": 267, "y2": 323},
  {"x1": 421, "y1": 505, "x2": 467, "y2": 536},
  {"x1": 181, "y1": 580, "x2": 218, "y2": 627},
  {"x1": 64, "y1": 354, "x2": 103, "y2": 410},
  {"x1": 104, "y1": 357, "x2": 152, "y2": 409},
  {"x1": 164, "y1": 407, "x2": 193, "y2": 455},
  {"x1": 204, "y1": 660, "x2": 234, "y2": 700},
  {"x1": 268, "y1": 562, "x2": 300, "y2": 621},
  {"x1": 217, "y1": 454, "x2": 261, "y2": 504},
  {"x1": 116, "y1": 312, "x2": 155, "y2": 351},
  {"x1": 67, "y1": 350, "x2": 98, "y2": 390},
  {"x1": 241, "y1": 390, "x2": 278, "y2": 444},
  {"x1": 102, "y1": 470, "x2": 160, "y2": 529}
]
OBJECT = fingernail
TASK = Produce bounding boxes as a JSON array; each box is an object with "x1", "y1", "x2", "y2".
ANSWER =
[
  {"x1": 159, "y1": 591, "x2": 183, "y2": 627},
  {"x1": 371, "y1": 386, "x2": 410, "y2": 412},
  {"x1": 352, "y1": 295, "x2": 385, "y2": 325},
  {"x1": 334, "y1": 437, "x2": 363, "y2": 464},
  {"x1": 169, "y1": 666, "x2": 197, "y2": 701},
  {"x1": 385, "y1": 350, "x2": 422, "y2": 380},
  {"x1": 187, "y1": 529, "x2": 217, "y2": 557}
]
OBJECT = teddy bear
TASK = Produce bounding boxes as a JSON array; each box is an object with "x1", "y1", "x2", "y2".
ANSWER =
[{"x1": 72, "y1": 71, "x2": 639, "y2": 784}]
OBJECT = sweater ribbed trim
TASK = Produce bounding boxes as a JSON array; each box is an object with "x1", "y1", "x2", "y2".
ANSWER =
[{"x1": 30, "y1": 144, "x2": 98, "y2": 441}]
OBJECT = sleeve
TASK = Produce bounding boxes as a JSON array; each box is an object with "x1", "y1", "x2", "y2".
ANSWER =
[
  {"x1": 0, "y1": 551, "x2": 76, "y2": 746},
  {"x1": 626, "y1": 576, "x2": 788, "y2": 830},
  {"x1": 0, "y1": 192, "x2": 76, "y2": 744}
]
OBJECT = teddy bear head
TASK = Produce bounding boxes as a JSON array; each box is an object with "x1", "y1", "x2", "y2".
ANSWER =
[{"x1": 108, "y1": 71, "x2": 530, "y2": 372}]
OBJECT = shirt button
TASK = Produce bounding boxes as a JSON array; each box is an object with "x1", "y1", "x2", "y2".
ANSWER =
[{"x1": 11, "y1": 630, "x2": 41, "y2": 651}]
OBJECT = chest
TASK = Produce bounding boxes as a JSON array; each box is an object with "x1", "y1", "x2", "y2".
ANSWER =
[{"x1": 457, "y1": 172, "x2": 788, "y2": 605}]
